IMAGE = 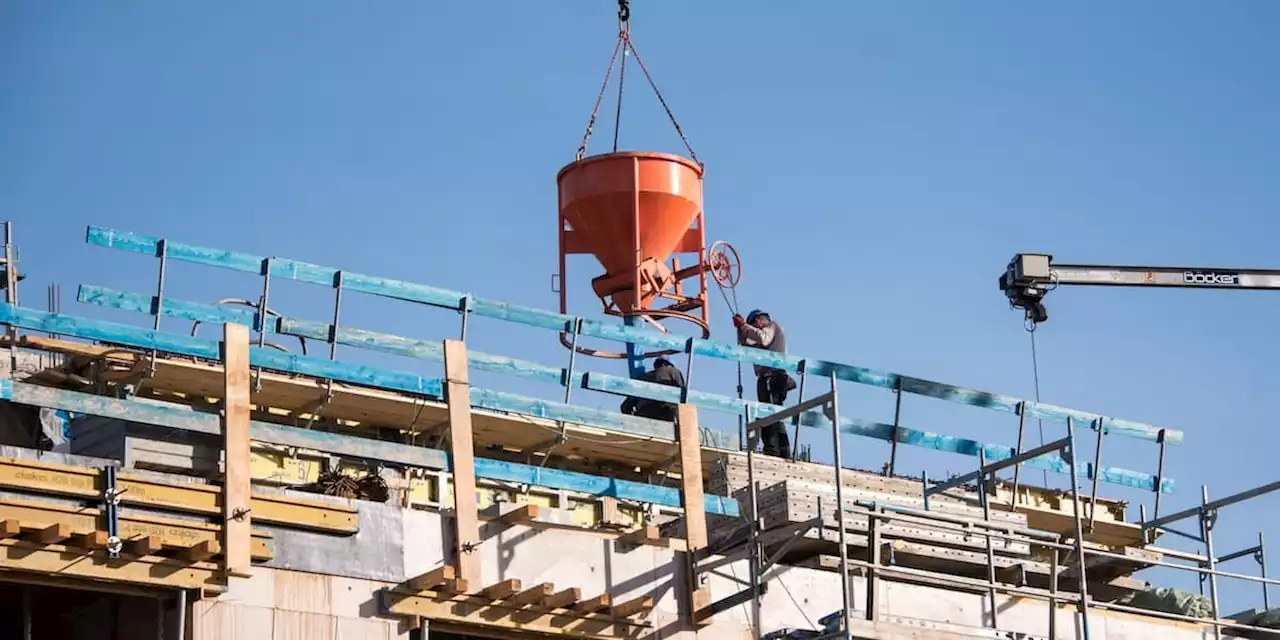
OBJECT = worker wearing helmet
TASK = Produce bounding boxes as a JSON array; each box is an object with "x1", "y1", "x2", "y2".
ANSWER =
[
  {"x1": 732, "y1": 310, "x2": 795, "y2": 457},
  {"x1": 620, "y1": 357, "x2": 686, "y2": 422}
]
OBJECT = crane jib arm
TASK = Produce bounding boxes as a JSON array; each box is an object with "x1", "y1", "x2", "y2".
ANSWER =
[
  {"x1": 999, "y1": 253, "x2": 1280, "y2": 324},
  {"x1": 1046, "y1": 264, "x2": 1280, "y2": 289}
]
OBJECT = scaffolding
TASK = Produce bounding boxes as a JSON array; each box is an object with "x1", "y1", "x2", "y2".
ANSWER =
[
  {"x1": 717, "y1": 389, "x2": 1280, "y2": 640},
  {"x1": 3, "y1": 222, "x2": 1280, "y2": 638}
]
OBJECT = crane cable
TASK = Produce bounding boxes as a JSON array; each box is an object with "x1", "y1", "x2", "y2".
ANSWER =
[
  {"x1": 1026, "y1": 324, "x2": 1050, "y2": 488},
  {"x1": 710, "y1": 265, "x2": 747, "y2": 448}
]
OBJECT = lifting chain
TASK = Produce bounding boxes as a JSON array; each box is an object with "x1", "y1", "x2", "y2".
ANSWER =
[{"x1": 574, "y1": 0, "x2": 701, "y2": 165}]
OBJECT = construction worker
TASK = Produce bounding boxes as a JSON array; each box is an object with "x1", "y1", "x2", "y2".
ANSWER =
[
  {"x1": 733, "y1": 309, "x2": 795, "y2": 457},
  {"x1": 620, "y1": 357, "x2": 686, "y2": 422}
]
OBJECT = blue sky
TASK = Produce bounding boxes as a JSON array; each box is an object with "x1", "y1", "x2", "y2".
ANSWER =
[{"x1": 3, "y1": 1, "x2": 1279, "y2": 611}]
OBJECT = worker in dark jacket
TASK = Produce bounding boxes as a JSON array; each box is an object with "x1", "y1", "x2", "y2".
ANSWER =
[
  {"x1": 620, "y1": 357, "x2": 686, "y2": 422},
  {"x1": 733, "y1": 309, "x2": 795, "y2": 457}
]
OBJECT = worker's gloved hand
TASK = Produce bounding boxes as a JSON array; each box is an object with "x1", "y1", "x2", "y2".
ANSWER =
[{"x1": 732, "y1": 314, "x2": 745, "y2": 328}]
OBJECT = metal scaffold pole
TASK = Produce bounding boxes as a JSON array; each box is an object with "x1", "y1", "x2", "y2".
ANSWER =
[
  {"x1": 745, "y1": 405, "x2": 762, "y2": 637},
  {"x1": 1063, "y1": 418, "x2": 1092, "y2": 640},
  {"x1": 827, "y1": 372, "x2": 853, "y2": 640}
]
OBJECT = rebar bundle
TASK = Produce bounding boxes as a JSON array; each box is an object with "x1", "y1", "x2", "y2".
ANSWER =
[{"x1": 307, "y1": 469, "x2": 390, "y2": 503}]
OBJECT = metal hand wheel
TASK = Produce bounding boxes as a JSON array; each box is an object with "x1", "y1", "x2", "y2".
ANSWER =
[{"x1": 708, "y1": 241, "x2": 742, "y2": 289}]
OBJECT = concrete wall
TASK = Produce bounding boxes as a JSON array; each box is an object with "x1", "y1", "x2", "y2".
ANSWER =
[
  {"x1": 0, "y1": 444, "x2": 1220, "y2": 639},
  {"x1": 193, "y1": 569, "x2": 411, "y2": 640},
  {"x1": 231, "y1": 504, "x2": 1217, "y2": 640}
]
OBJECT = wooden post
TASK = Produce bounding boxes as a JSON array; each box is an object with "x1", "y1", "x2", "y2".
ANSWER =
[
  {"x1": 221, "y1": 323, "x2": 252, "y2": 577},
  {"x1": 676, "y1": 403, "x2": 711, "y2": 623},
  {"x1": 443, "y1": 339, "x2": 481, "y2": 586}
]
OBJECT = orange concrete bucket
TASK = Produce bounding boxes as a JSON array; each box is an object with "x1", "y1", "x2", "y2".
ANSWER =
[{"x1": 556, "y1": 151, "x2": 704, "y2": 311}]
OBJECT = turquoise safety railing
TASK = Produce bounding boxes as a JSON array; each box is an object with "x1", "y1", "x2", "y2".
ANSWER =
[{"x1": 0, "y1": 226, "x2": 1182, "y2": 502}]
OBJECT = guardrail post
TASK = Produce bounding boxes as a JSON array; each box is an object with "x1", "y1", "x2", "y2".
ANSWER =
[
  {"x1": 676, "y1": 404, "x2": 711, "y2": 624},
  {"x1": 444, "y1": 339, "x2": 481, "y2": 586},
  {"x1": 221, "y1": 322, "x2": 252, "y2": 577}
]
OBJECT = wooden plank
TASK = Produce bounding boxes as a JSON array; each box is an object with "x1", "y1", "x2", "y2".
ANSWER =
[
  {"x1": 478, "y1": 578, "x2": 522, "y2": 600},
  {"x1": 60, "y1": 293, "x2": 1168, "y2": 492},
  {"x1": 0, "y1": 378, "x2": 741, "y2": 517},
  {"x1": 181, "y1": 539, "x2": 220, "y2": 562},
  {"x1": 221, "y1": 322, "x2": 252, "y2": 577},
  {"x1": 444, "y1": 339, "x2": 481, "y2": 586},
  {"x1": 543, "y1": 587, "x2": 582, "y2": 610},
  {"x1": 677, "y1": 405, "x2": 708, "y2": 552},
  {"x1": 509, "y1": 582, "x2": 554, "y2": 607},
  {"x1": 380, "y1": 589, "x2": 647, "y2": 640},
  {"x1": 498, "y1": 504, "x2": 539, "y2": 525},
  {"x1": 574, "y1": 594, "x2": 611, "y2": 614},
  {"x1": 35, "y1": 522, "x2": 70, "y2": 544},
  {"x1": 0, "y1": 538, "x2": 224, "y2": 591},
  {"x1": 84, "y1": 225, "x2": 1183, "y2": 445},
  {"x1": 611, "y1": 596, "x2": 654, "y2": 618},
  {"x1": 675, "y1": 404, "x2": 711, "y2": 623},
  {"x1": 408, "y1": 564, "x2": 456, "y2": 591}
]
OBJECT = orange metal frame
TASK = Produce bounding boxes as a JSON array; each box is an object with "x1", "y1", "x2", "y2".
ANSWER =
[{"x1": 555, "y1": 152, "x2": 712, "y2": 358}]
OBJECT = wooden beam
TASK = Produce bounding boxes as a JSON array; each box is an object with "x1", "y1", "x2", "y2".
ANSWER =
[
  {"x1": 620, "y1": 525, "x2": 661, "y2": 546},
  {"x1": 611, "y1": 596, "x2": 654, "y2": 619},
  {"x1": 407, "y1": 564, "x2": 456, "y2": 592},
  {"x1": 221, "y1": 322, "x2": 252, "y2": 577},
  {"x1": 542, "y1": 587, "x2": 581, "y2": 610},
  {"x1": 498, "y1": 504, "x2": 539, "y2": 525},
  {"x1": 0, "y1": 538, "x2": 224, "y2": 592},
  {"x1": 675, "y1": 403, "x2": 712, "y2": 624},
  {"x1": 574, "y1": 593, "x2": 611, "y2": 614},
  {"x1": 508, "y1": 582, "x2": 554, "y2": 607},
  {"x1": 0, "y1": 519, "x2": 19, "y2": 538},
  {"x1": 440, "y1": 578, "x2": 469, "y2": 595},
  {"x1": 444, "y1": 339, "x2": 481, "y2": 586},
  {"x1": 76, "y1": 531, "x2": 110, "y2": 550},
  {"x1": 129, "y1": 535, "x2": 163, "y2": 557},
  {"x1": 34, "y1": 523, "x2": 70, "y2": 545},
  {"x1": 478, "y1": 578, "x2": 522, "y2": 600},
  {"x1": 381, "y1": 589, "x2": 647, "y2": 640},
  {"x1": 181, "y1": 539, "x2": 221, "y2": 563},
  {"x1": 0, "y1": 496, "x2": 274, "y2": 560}
]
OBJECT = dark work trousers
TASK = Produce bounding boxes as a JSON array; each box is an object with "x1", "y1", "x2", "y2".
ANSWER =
[
  {"x1": 634, "y1": 402, "x2": 677, "y2": 422},
  {"x1": 756, "y1": 370, "x2": 792, "y2": 457}
]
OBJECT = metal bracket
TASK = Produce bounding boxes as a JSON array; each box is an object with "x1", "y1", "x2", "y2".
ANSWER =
[{"x1": 102, "y1": 465, "x2": 126, "y2": 558}]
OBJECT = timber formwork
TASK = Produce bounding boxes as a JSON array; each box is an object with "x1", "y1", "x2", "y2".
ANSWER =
[{"x1": 0, "y1": 223, "x2": 1277, "y2": 639}]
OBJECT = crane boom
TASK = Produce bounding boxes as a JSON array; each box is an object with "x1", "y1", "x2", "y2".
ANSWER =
[{"x1": 999, "y1": 253, "x2": 1280, "y2": 324}]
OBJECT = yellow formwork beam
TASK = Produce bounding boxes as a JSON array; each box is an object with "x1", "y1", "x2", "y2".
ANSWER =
[
  {"x1": 0, "y1": 456, "x2": 357, "y2": 534},
  {"x1": 0, "y1": 496, "x2": 273, "y2": 561},
  {"x1": 246, "y1": 448, "x2": 649, "y2": 532}
]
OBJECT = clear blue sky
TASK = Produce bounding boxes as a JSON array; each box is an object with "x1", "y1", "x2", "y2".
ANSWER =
[{"x1": 3, "y1": 1, "x2": 1279, "y2": 611}]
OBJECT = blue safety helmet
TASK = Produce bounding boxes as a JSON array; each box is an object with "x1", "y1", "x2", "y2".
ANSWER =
[{"x1": 745, "y1": 309, "x2": 768, "y2": 323}]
